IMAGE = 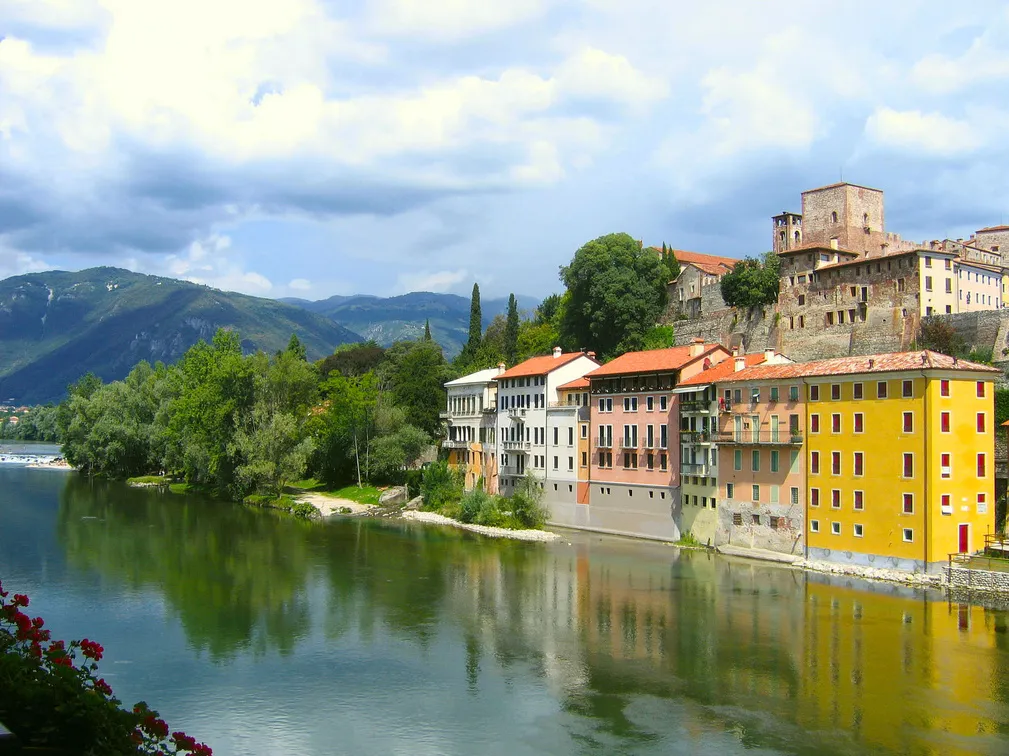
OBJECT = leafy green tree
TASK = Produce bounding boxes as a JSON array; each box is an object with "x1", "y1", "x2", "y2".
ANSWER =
[
  {"x1": 559, "y1": 232, "x2": 668, "y2": 358},
  {"x1": 311, "y1": 372, "x2": 379, "y2": 487},
  {"x1": 661, "y1": 243, "x2": 680, "y2": 282},
  {"x1": 535, "y1": 293, "x2": 561, "y2": 326},
  {"x1": 286, "y1": 333, "x2": 307, "y2": 361},
  {"x1": 916, "y1": 317, "x2": 965, "y2": 357},
  {"x1": 379, "y1": 340, "x2": 451, "y2": 435},
  {"x1": 516, "y1": 321, "x2": 559, "y2": 361},
  {"x1": 719, "y1": 251, "x2": 780, "y2": 308},
  {"x1": 319, "y1": 342, "x2": 386, "y2": 378},
  {"x1": 640, "y1": 325, "x2": 675, "y2": 350},
  {"x1": 504, "y1": 294, "x2": 519, "y2": 365}
]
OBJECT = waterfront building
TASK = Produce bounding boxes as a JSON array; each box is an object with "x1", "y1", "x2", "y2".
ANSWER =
[
  {"x1": 443, "y1": 365, "x2": 503, "y2": 491},
  {"x1": 547, "y1": 376, "x2": 592, "y2": 527},
  {"x1": 674, "y1": 349, "x2": 790, "y2": 545},
  {"x1": 719, "y1": 350, "x2": 998, "y2": 572},
  {"x1": 495, "y1": 348, "x2": 599, "y2": 512},
  {"x1": 584, "y1": 339, "x2": 730, "y2": 540},
  {"x1": 714, "y1": 362, "x2": 808, "y2": 555}
]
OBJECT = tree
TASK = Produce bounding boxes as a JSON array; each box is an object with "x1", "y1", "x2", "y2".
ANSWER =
[
  {"x1": 319, "y1": 342, "x2": 386, "y2": 378},
  {"x1": 312, "y1": 372, "x2": 379, "y2": 488},
  {"x1": 504, "y1": 294, "x2": 519, "y2": 365},
  {"x1": 516, "y1": 321, "x2": 559, "y2": 361},
  {"x1": 719, "y1": 251, "x2": 780, "y2": 309},
  {"x1": 286, "y1": 333, "x2": 307, "y2": 361},
  {"x1": 423, "y1": 319, "x2": 432, "y2": 341},
  {"x1": 661, "y1": 243, "x2": 680, "y2": 282},
  {"x1": 379, "y1": 340, "x2": 451, "y2": 436},
  {"x1": 640, "y1": 325, "x2": 675, "y2": 350},
  {"x1": 535, "y1": 293, "x2": 561, "y2": 326},
  {"x1": 461, "y1": 283, "x2": 482, "y2": 361},
  {"x1": 559, "y1": 232, "x2": 669, "y2": 359},
  {"x1": 916, "y1": 317, "x2": 965, "y2": 357}
]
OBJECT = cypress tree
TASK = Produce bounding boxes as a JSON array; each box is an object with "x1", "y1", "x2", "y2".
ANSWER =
[
  {"x1": 464, "y1": 282, "x2": 482, "y2": 360},
  {"x1": 423, "y1": 319, "x2": 432, "y2": 341},
  {"x1": 504, "y1": 294, "x2": 519, "y2": 365}
]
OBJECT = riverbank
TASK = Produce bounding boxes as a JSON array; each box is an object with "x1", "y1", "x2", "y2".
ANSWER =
[{"x1": 401, "y1": 510, "x2": 561, "y2": 542}]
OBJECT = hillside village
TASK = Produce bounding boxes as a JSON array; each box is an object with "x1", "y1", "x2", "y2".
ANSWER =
[{"x1": 442, "y1": 181, "x2": 1009, "y2": 583}]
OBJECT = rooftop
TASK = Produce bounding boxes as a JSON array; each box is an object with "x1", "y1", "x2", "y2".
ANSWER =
[
  {"x1": 977, "y1": 225, "x2": 1009, "y2": 233},
  {"x1": 497, "y1": 352, "x2": 593, "y2": 379},
  {"x1": 445, "y1": 366, "x2": 503, "y2": 387},
  {"x1": 803, "y1": 181, "x2": 883, "y2": 194},
  {"x1": 587, "y1": 344, "x2": 724, "y2": 378},
  {"x1": 777, "y1": 243, "x2": 861, "y2": 258},
  {"x1": 558, "y1": 376, "x2": 590, "y2": 391},
  {"x1": 717, "y1": 350, "x2": 999, "y2": 384},
  {"x1": 676, "y1": 352, "x2": 767, "y2": 387}
]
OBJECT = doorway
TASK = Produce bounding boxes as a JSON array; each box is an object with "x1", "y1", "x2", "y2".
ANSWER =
[{"x1": 958, "y1": 523, "x2": 970, "y2": 554}]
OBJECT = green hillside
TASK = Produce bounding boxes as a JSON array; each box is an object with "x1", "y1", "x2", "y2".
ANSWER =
[
  {"x1": 0, "y1": 267, "x2": 362, "y2": 404},
  {"x1": 281, "y1": 291, "x2": 540, "y2": 357}
]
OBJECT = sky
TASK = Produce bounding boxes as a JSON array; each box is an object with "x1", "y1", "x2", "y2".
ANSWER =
[{"x1": 2, "y1": 1, "x2": 1009, "y2": 302}]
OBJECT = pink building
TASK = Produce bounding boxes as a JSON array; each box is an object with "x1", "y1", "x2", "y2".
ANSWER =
[{"x1": 583, "y1": 339, "x2": 730, "y2": 540}]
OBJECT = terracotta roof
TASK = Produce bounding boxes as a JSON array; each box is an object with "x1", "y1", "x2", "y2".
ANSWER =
[
  {"x1": 681, "y1": 259, "x2": 735, "y2": 276},
  {"x1": 497, "y1": 352, "x2": 593, "y2": 379},
  {"x1": 716, "y1": 350, "x2": 999, "y2": 384},
  {"x1": 558, "y1": 376, "x2": 589, "y2": 391},
  {"x1": 814, "y1": 248, "x2": 917, "y2": 271},
  {"x1": 777, "y1": 243, "x2": 861, "y2": 257},
  {"x1": 587, "y1": 344, "x2": 723, "y2": 378},
  {"x1": 803, "y1": 181, "x2": 882, "y2": 194},
  {"x1": 977, "y1": 225, "x2": 1009, "y2": 233},
  {"x1": 676, "y1": 353, "x2": 766, "y2": 387},
  {"x1": 671, "y1": 249, "x2": 740, "y2": 269}
]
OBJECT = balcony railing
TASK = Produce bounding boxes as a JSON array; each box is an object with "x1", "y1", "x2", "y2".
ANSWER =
[
  {"x1": 501, "y1": 440, "x2": 531, "y2": 451},
  {"x1": 681, "y1": 463, "x2": 714, "y2": 476},
  {"x1": 506, "y1": 407, "x2": 528, "y2": 418},
  {"x1": 715, "y1": 431, "x2": 803, "y2": 445},
  {"x1": 442, "y1": 439, "x2": 474, "y2": 449},
  {"x1": 679, "y1": 400, "x2": 713, "y2": 413},
  {"x1": 596, "y1": 440, "x2": 613, "y2": 448},
  {"x1": 679, "y1": 430, "x2": 714, "y2": 443},
  {"x1": 620, "y1": 439, "x2": 638, "y2": 449}
]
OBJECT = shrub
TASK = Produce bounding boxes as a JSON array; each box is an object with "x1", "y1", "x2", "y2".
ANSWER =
[
  {"x1": 404, "y1": 469, "x2": 424, "y2": 499},
  {"x1": 0, "y1": 583, "x2": 212, "y2": 755},
  {"x1": 508, "y1": 475, "x2": 549, "y2": 529},
  {"x1": 420, "y1": 460, "x2": 463, "y2": 512},
  {"x1": 289, "y1": 501, "x2": 319, "y2": 519}
]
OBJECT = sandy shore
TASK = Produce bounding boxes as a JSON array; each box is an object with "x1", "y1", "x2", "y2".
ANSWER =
[
  {"x1": 401, "y1": 510, "x2": 561, "y2": 542},
  {"x1": 25, "y1": 458, "x2": 74, "y2": 471},
  {"x1": 296, "y1": 493, "x2": 376, "y2": 517}
]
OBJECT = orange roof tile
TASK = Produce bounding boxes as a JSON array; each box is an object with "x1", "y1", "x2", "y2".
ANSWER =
[
  {"x1": 587, "y1": 344, "x2": 724, "y2": 378},
  {"x1": 978, "y1": 225, "x2": 1009, "y2": 233},
  {"x1": 777, "y1": 243, "x2": 861, "y2": 257},
  {"x1": 676, "y1": 353, "x2": 766, "y2": 387},
  {"x1": 716, "y1": 350, "x2": 998, "y2": 384},
  {"x1": 497, "y1": 352, "x2": 592, "y2": 379},
  {"x1": 558, "y1": 376, "x2": 590, "y2": 390}
]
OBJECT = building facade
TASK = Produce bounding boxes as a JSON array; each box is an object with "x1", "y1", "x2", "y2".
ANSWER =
[
  {"x1": 666, "y1": 250, "x2": 738, "y2": 318},
  {"x1": 442, "y1": 366, "x2": 503, "y2": 491}
]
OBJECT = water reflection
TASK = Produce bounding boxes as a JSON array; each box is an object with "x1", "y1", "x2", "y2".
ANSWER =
[{"x1": 54, "y1": 478, "x2": 1009, "y2": 755}]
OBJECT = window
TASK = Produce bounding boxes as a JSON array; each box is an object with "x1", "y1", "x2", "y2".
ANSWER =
[
  {"x1": 659, "y1": 425, "x2": 668, "y2": 449},
  {"x1": 553, "y1": 456, "x2": 559, "y2": 470},
  {"x1": 750, "y1": 388, "x2": 760, "y2": 404},
  {"x1": 568, "y1": 427, "x2": 574, "y2": 445},
  {"x1": 659, "y1": 453, "x2": 667, "y2": 471},
  {"x1": 770, "y1": 386, "x2": 779, "y2": 402},
  {"x1": 646, "y1": 396, "x2": 654, "y2": 412},
  {"x1": 734, "y1": 449, "x2": 742, "y2": 471},
  {"x1": 877, "y1": 381, "x2": 888, "y2": 399},
  {"x1": 903, "y1": 412, "x2": 913, "y2": 433},
  {"x1": 831, "y1": 489, "x2": 841, "y2": 508},
  {"x1": 831, "y1": 384, "x2": 841, "y2": 401},
  {"x1": 659, "y1": 395, "x2": 668, "y2": 411},
  {"x1": 902, "y1": 380, "x2": 913, "y2": 398},
  {"x1": 568, "y1": 457, "x2": 574, "y2": 471},
  {"x1": 903, "y1": 528, "x2": 913, "y2": 543},
  {"x1": 810, "y1": 520, "x2": 820, "y2": 533},
  {"x1": 978, "y1": 453, "x2": 986, "y2": 478},
  {"x1": 831, "y1": 451, "x2": 840, "y2": 475},
  {"x1": 810, "y1": 451, "x2": 820, "y2": 475},
  {"x1": 902, "y1": 493, "x2": 913, "y2": 514},
  {"x1": 854, "y1": 490, "x2": 864, "y2": 510},
  {"x1": 733, "y1": 513, "x2": 743, "y2": 526},
  {"x1": 581, "y1": 424, "x2": 588, "y2": 439},
  {"x1": 791, "y1": 487, "x2": 799, "y2": 505},
  {"x1": 770, "y1": 450, "x2": 779, "y2": 472},
  {"x1": 853, "y1": 452, "x2": 863, "y2": 476},
  {"x1": 831, "y1": 414, "x2": 841, "y2": 433},
  {"x1": 853, "y1": 382, "x2": 863, "y2": 400},
  {"x1": 752, "y1": 484, "x2": 760, "y2": 502},
  {"x1": 646, "y1": 453, "x2": 653, "y2": 470},
  {"x1": 751, "y1": 450, "x2": 760, "y2": 471},
  {"x1": 581, "y1": 451, "x2": 587, "y2": 467},
  {"x1": 978, "y1": 493, "x2": 987, "y2": 513},
  {"x1": 940, "y1": 411, "x2": 950, "y2": 433},
  {"x1": 831, "y1": 522, "x2": 841, "y2": 535},
  {"x1": 924, "y1": 256, "x2": 932, "y2": 268},
  {"x1": 903, "y1": 453, "x2": 913, "y2": 478},
  {"x1": 940, "y1": 452, "x2": 951, "y2": 478},
  {"x1": 977, "y1": 412, "x2": 986, "y2": 433},
  {"x1": 810, "y1": 414, "x2": 820, "y2": 433},
  {"x1": 553, "y1": 427, "x2": 559, "y2": 445},
  {"x1": 853, "y1": 413, "x2": 864, "y2": 433},
  {"x1": 752, "y1": 513, "x2": 760, "y2": 525},
  {"x1": 810, "y1": 488, "x2": 820, "y2": 507},
  {"x1": 769, "y1": 515, "x2": 780, "y2": 528},
  {"x1": 789, "y1": 386, "x2": 799, "y2": 402},
  {"x1": 809, "y1": 385, "x2": 820, "y2": 401},
  {"x1": 854, "y1": 524, "x2": 864, "y2": 538},
  {"x1": 925, "y1": 275, "x2": 933, "y2": 292},
  {"x1": 941, "y1": 494, "x2": 951, "y2": 514},
  {"x1": 977, "y1": 381, "x2": 986, "y2": 398}
]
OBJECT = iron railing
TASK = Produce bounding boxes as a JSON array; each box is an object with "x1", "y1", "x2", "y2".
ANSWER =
[{"x1": 715, "y1": 431, "x2": 803, "y2": 445}]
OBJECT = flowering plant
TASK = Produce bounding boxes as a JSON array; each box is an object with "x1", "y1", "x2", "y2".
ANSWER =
[{"x1": 0, "y1": 581, "x2": 211, "y2": 755}]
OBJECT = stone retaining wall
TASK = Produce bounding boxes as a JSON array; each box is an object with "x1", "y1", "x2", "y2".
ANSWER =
[{"x1": 946, "y1": 565, "x2": 1009, "y2": 592}]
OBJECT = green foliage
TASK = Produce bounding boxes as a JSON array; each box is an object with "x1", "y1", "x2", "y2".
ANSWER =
[
  {"x1": 127, "y1": 476, "x2": 168, "y2": 486},
  {"x1": 535, "y1": 293, "x2": 562, "y2": 325},
  {"x1": 719, "y1": 251, "x2": 780, "y2": 309},
  {"x1": 559, "y1": 232, "x2": 669, "y2": 359},
  {"x1": 460, "y1": 283, "x2": 482, "y2": 363},
  {"x1": 967, "y1": 346, "x2": 995, "y2": 365},
  {"x1": 423, "y1": 318, "x2": 432, "y2": 341},
  {"x1": 916, "y1": 317, "x2": 964, "y2": 357},
  {"x1": 507, "y1": 475, "x2": 548, "y2": 529},
  {"x1": 504, "y1": 294, "x2": 520, "y2": 365},
  {"x1": 660, "y1": 242, "x2": 680, "y2": 282},
  {"x1": 318, "y1": 342, "x2": 386, "y2": 378},
  {"x1": 289, "y1": 501, "x2": 318, "y2": 519},
  {"x1": 286, "y1": 333, "x2": 307, "y2": 361},
  {"x1": 0, "y1": 404, "x2": 60, "y2": 441},
  {"x1": 994, "y1": 388, "x2": 1009, "y2": 428},
  {"x1": 379, "y1": 340, "x2": 451, "y2": 436},
  {"x1": 640, "y1": 325, "x2": 675, "y2": 351},
  {"x1": 516, "y1": 320, "x2": 560, "y2": 362},
  {"x1": 676, "y1": 532, "x2": 703, "y2": 547},
  {"x1": 420, "y1": 460, "x2": 464, "y2": 512}
]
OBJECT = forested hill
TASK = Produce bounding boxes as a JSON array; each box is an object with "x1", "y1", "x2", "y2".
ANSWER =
[
  {"x1": 281, "y1": 291, "x2": 539, "y2": 357},
  {"x1": 0, "y1": 267, "x2": 362, "y2": 404}
]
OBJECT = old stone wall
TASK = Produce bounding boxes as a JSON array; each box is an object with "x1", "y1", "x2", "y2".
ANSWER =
[
  {"x1": 946, "y1": 566, "x2": 1009, "y2": 592},
  {"x1": 714, "y1": 498, "x2": 805, "y2": 555}
]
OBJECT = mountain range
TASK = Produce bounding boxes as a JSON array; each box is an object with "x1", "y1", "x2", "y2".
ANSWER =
[
  {"x1": 0, "y1": 268, "x2": 362, "y2": 404},
  {"x1": 280, "y1": 291, "x2": 540, "y2": 356},
  {"x1": 0, "y1": 268, "x2": 540, "y2": 404}
]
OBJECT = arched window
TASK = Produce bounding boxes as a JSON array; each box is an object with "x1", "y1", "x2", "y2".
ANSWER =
[
  {"x1": 794, "y1": 230, "x2": 800, "y2": 243},
  {"x1": 831, "y1": 211, "x2": 838, "y2": 223}
]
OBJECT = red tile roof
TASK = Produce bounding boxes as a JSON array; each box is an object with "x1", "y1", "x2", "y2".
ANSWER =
[
  {"x1": 716, "y1": 350, "x2": 999, "y2": 384},
  {"x1": 676, "y1": 353, "x2": 766, "y2": 387},
  {"x1": 651, "y1": 247, "x2": 739, "y2": 279},
  {"x1": 978, "y1": 225, "x2": 1009, "y2": 233},
  {"x1": 558, "y1": 376, "x2": 590, "y2": 390},
  {"x1": 777, "y1": 243, "x2": 861, "y2": 257},
  {"x1": 587, "y1": 344, "x2": 724, "y2": 378},
  {"x1": 497, "y1": 352, "x2": 593, "y2": 379}
]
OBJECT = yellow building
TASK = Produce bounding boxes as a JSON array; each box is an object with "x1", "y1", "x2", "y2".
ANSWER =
[{"x1": 442, "y1": 366, "x2": 503, "y2": 491}]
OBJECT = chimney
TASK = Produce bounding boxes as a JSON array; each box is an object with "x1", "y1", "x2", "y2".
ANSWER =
[
  {"x1": 764, "y1": 348, "x2": 775, "y2": 363},
  {"x1": 689, "y1": 337, "x2": 705, "y2": 357},
  {"x1": 497, "y1": 362, "x2": 506, "y2": 374},
  {"x1": 552, "y1": 346, "x2": 562, "y2": 359},
  {"x1": 586, "y1": 351, "x2": 596, "y2": 360},
  {"x1": 734, "y1": 355, "x2": 746, "y2": 372}
]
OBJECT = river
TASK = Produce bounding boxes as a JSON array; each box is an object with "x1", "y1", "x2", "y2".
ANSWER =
[{"x1": 1, "y1": 465, "x2": 1008, "y2": 755}]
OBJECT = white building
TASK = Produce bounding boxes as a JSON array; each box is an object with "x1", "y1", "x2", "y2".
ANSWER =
[
  {"x1": 495, "y1": 348, "x2": 599, "y2": 511},
  {"x1": 443, "y1": 366, "x2": 503, "y2": 491}
]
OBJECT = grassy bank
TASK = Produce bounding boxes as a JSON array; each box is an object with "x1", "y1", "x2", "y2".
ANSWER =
[{"x1": 287, "y1": 479, "x2": 384, "y2": 505}]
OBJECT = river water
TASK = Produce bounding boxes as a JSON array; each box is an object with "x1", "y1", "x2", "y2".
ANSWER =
[{"x1": 1, "y1": 465, "x2": 1008, "y2": 756}]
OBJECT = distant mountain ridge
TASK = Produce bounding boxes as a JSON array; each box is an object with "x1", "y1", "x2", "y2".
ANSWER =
[
  {"x1": 0, "y1": 267, "x2": 362, "y2": 404},
  {"x1": 280, "y1": 291, "x2": 540, "y2": 357}
]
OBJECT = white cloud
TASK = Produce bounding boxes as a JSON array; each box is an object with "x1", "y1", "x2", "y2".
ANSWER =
[
  {"x1": 159, "y1": 234, "x2": 273, "y2": 295},
  {"x1": 864, "y1": 107, "x2": 981, "y2": 156},
  {"x1": 396, "y1": 269, "x2": 469, "y2": 294},
  {"x1": 288, "y1": 278, "x2": 312, "y2": 291},
  {"x1": 555, "y1": 47, "x2": 668, "y2": 106},
  {"x1": 368, "y1": 0, "x2": 549, "y2": 40},
  {"x1": 0, "y1": 244, "x2": 50, "y2": 280}
]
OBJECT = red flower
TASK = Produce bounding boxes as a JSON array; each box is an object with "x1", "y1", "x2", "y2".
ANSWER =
[
  {"x1": 12, "y1": 593, "x2": 29, "y2": 607},
  {"x1": 172, "y1": 732, "x2": 197, "y2": 749},
  {"x1": 95, "y1": 678, "x2": 113, "y2": 696},
  {"x1": 80, "y1": 638, "x2": 104, "y2": 661}
]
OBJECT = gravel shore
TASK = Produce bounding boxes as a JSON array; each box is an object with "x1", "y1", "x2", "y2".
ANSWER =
[
  {"x1": 296, "y1": 493, "x2": 376, "y2": 517},
  {"x1": 794, "y1": 558, "x2": 943, "y2": 588},
  {"x1": 401, "y1": 510, "x2": 561, "y2": 542}
]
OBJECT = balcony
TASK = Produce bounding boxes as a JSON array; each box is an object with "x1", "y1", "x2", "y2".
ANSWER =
[
  {"x1": 547, "y1": 401, "x2": 579, "y2": 413},
  {"x1": 507, "y1": 407, "x2": 528, "y2": 418},
  {"x1": 595, "y1": 440, "x2": 613, "y2": 449},
  {"x1": 681, "y1": 463, "x2": 714, "y2": 476},
  {"x1": 679, "y1": 399, "x2": 713, "y2": 413},
  {"x1": 620, "y1": 439, "x2": 639, "y2": 450},
  {"x1": 442, "y1": 439, "x2": 473, "y2": 449},
  {"x1": 715, "y1": 431, "x2": 803, "y2": 445},
  {"x1": 679, "y1": 430, "x2": 714, "y2": 444},
  {"x1": 501, "y1": 440, "x2": 531, "y2": 451}
]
